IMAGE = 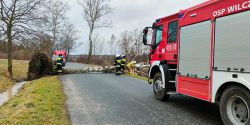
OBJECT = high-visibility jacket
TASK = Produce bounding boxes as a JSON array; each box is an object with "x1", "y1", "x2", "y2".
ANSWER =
[
  {"x1": 121, "y1": 57, "x2": 126, "y2": 66},
  {"x1": 114, "y1": 57, "x2": 121, "y2": 67},
  {"x1": 127, "y1": 61, "x2": 133, "y2": 68},
  {"x1": 56, "y1": 57, "x2": 63, "y2": 65}
]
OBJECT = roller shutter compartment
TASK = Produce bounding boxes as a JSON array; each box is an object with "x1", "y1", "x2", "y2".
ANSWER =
[
  {"x1": 214, "y1": 10, "x2": 250, "y2": 72},
  {"x1": 179, "y1": 20, "x2": 211, "y2": 79}
]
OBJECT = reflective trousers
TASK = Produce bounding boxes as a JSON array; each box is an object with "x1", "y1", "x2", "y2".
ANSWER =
[
  {"x1": 121, "y1": 65, "x2": 125, "y2": 72},
  {"x1": 57, "y1": 64, "x2": 62, "y2": 73},
  {"x1": 116, "y1": 66, "x2": 121, "y2": 73},
  {"x1": 127, "y1": 66, "x2": 132, "y2": 74}
]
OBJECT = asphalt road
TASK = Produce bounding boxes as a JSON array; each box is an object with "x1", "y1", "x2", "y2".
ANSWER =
[
  {"x1": 61, "y1": 73, "x2": 223, "y2": 125},
  {"x1": 65, "y1": 62, "x2": 90, "y2": 69}
]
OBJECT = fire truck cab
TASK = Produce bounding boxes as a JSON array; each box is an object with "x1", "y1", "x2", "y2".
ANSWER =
[{"x1": 143, "y1": 0, "x2": 250, "y2": 124}]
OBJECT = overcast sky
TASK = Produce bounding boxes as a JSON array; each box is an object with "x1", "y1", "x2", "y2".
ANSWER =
[{"x1": 62, "y1": 0, "x2": 207, "y2": 55}]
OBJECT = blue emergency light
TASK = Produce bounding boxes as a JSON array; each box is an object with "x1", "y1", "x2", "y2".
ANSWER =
[
  {"x1": 156, "y1": 19, "x2": 160, "y2": 23},
  {"x1": 179, "y1": 14, "x2": 184, "y2": 18}
]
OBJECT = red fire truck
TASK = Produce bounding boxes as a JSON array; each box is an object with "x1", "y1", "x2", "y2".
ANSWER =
[{"x1": 142, "y1": 0, "x2": 250, "y2": 124}]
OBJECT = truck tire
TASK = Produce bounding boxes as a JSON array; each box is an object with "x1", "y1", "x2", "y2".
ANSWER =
[
  {"x1": 220, "y1": 85, "x2": 250, "y2": 125},
  {"x1": 153, "y1": 72, "x2": 170, "y2": 101}
]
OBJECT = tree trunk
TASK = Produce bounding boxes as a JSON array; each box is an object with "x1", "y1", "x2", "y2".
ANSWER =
[
  {"x1": 7, "y1": 24, "x2": 13, "y2": 77},
  {"x1": 52, "y1": 26, "x2": 57, "y2": 57},
  {"x1": 3, "y1": 41, "x2": 6, "y2": 53},
  {"x1": 87, "y1": 29, "x2": 93, "y2": 64},
  {"x1": 67, "y1": 46, "x2": 70, "y2": 61}
]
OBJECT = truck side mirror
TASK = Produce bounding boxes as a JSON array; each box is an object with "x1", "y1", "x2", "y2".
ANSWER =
[
  {"x1": 152, "y1": 23, "x2": 156, "y2": 29},
  {"x1": 143, "y1": 34, "x2": 147, "y2": 45},
  {"x1": 143, "y1": 28, "x2": 148, "y2": 45}
]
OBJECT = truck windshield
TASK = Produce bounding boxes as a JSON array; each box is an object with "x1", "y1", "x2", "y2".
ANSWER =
[
  {"x1": 153, "y1": 25, "x2": 163, "y2": 45},
  {"x1": 53, "y1": 55, "x2": 59, "y2": 59},
  {"x1": 53, "y1": 55, "x2": 65, "y2": 59}
]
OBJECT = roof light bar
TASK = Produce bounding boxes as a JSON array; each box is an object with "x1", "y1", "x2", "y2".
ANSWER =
[
  {"x1": 155, "y1": 19, "x2": 160, "y2": 23},
  {"x1": 179, "y1": 14, "x2": 184, "y2": 18}
]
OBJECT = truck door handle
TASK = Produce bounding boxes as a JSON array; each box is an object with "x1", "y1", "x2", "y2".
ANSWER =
[{"x1": 159, "y1": 54, "x2": 161, "y2": 58}]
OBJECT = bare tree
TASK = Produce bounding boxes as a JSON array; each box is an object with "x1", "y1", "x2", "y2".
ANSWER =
[
  {"x1": 119, "y1": 31, "x2": 132, "y2": 58},
  {"x1": 58, "y1": 23, "x2": 82, "y2": 60},
  {"x1": 106, "y1": 34, "x2": 117, "y2": 64},
  {"x1": 43, "y1": 0, "x2": 69, "y2": 56},
  {"x1": 78, "y1": 0, "x2": 114, "y2": 64},
  {"x1": 96, "y1": 37, "x2": 105, "y2": 56},
  {"x1": 0, "y1": 0, "x2": 48, "y2": 76},
  {"x1": 131, "y1": 29, "x2": 144, "y2": 62},
  {"x1": 108, "y1": 34, "x2": 118, "y2": 55},
  {"x1": 92, "y1": 33, "x2": 101, "y2": 55},
  {"x1": 132, "y1": 29, "x2": 143, "y2": 55},
  {"x1": 116, "y1": 29, "x2": 149, "y2": 63},
  {"x1": 92, "y1": 33, "x2": 105, "y2": 56}
]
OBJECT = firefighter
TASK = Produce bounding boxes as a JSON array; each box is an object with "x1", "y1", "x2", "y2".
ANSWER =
[
  {"x1": 114, "y1": 54, "x2": 121, "y2": 75},
  {"x1": 127, "y1": 61, "x2": 136, "y2": 74},
  {"x1": 121, "y1": 55, "x2": 126, "y2": 74},
  {"x1": 56, "y1": 54, "x2": 63, "y2": 74}
]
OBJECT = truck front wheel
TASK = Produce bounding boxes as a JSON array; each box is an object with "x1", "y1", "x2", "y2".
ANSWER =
[
  {"x1": 220, "y1": 85, "x2": 250, "y2": 125},
  {"x1": 153, "y1": 72, "x2": 170, "y2": 101}
]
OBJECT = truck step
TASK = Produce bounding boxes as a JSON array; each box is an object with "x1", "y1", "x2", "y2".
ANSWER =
[
  {"x1": 169, "y1": 69, "x2": 177, "y2": 71},
  {"x1": 167, "y1": 91, "x2": 181, "y2": 95},
  {"x1": 169, "y1": 81, "x2": 176, "y2": 83}
]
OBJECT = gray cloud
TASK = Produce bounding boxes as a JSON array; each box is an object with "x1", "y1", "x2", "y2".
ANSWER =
[{"x1": 62, "y1": 0, "x2": 207, "y2": 55}]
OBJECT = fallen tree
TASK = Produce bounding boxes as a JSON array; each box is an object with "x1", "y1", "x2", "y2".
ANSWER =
[
  {"x1": 59, "y1": 63, "x2": 149, "y2": 77},
  {"x1": 27, "y1": 52, "x2": 54, "y2": 80}
]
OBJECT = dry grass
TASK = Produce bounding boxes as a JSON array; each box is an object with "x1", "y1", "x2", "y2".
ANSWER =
[
  {"x1": 0, "y1": 75, "x2": 13, "y2": 93},
  {"x1": 0, "y1": 76, "x2": 69, "y2": 125},
  {"x1": 0, "y1": 59, "x2": 29, "y2": 93},
  {"x1": 125, "y1": 73, "x2": 148, "y2": 81}
]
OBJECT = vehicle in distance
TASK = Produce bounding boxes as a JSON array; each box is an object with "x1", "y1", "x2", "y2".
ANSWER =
[{"x1": 52, "y1": 51, "x2": 66, "y2": 67}]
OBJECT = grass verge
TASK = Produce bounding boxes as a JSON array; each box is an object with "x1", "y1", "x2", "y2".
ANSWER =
[
  {"x1": 125, "y1": 73, "x2": 148, "y2": 81},
  {"x1": 0, "y1": 76, "x2": 69, "y2": 125},
  {"x1": 0, "y1": 59, "x2": 29, "y2": 93}
]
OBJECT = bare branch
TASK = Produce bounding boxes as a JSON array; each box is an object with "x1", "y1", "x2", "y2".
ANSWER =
[
  {"x1": 78, "y1": 0, "x2": 114, "y2": 63},
  {"x1": 0, "y1": 0, "x2": 50, "y2": 76}
]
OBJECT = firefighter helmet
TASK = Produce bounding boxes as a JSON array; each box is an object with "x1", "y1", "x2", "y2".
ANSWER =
[
  {"x1": 116, "y1": 54, "x2": 120, "y2": 57},
  {"x1": 132, "y1": 61, "x2": 136, "y2": 64}
]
